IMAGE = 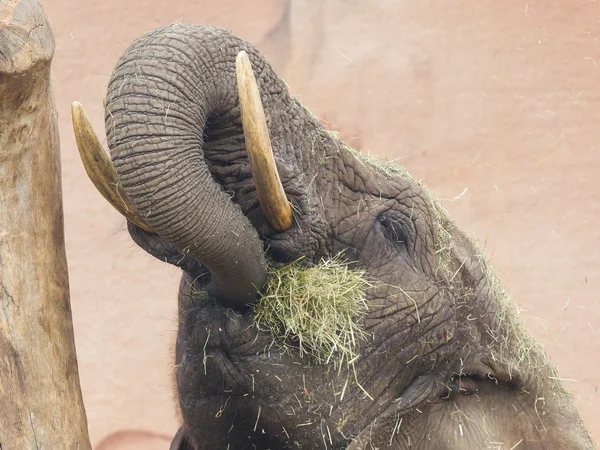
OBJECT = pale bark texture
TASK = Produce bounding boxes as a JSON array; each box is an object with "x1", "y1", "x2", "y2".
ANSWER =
[{"x1": 0, "y1": 0, "x2": 91, "y2": 448}]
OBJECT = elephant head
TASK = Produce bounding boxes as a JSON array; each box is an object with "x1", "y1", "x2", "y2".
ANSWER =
[{"x1": 73, "y1": 24, "x2": 594, "y2": 449}]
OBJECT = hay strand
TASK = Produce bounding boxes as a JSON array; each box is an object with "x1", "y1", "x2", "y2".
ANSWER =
[{"x1": 254, "y1": 255, "x2": 371, "y2": 370}]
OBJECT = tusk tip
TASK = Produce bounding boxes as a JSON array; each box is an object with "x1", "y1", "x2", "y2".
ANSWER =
[
  {"x1": 71, "y1": 101, "x2": 88, "y2": 130},
  {"x1": 71, "y1": 101, "x2": 83, "y2": 116},
  {"x1": 236, "y1": 50, "x2": 253, "y2": 80},
  {"x1": 236, "y1": 50, "x2": 249, "y2": 63}
]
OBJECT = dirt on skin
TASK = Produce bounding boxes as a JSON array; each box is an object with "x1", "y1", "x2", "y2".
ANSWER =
[{"x1": 40, "y1": 0, "x2": 599, "y2": 447}]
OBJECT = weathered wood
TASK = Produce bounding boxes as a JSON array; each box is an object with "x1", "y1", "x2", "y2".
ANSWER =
[{"x1": 0, "y1": 0, "x2": 92, "y2": 448}]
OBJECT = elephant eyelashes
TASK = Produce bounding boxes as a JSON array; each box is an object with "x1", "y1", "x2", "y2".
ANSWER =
[{"x1": 378, "y1": 214, "x2": 409, "y2": 248}]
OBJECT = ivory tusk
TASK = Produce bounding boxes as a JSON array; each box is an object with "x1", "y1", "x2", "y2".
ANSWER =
[
  {"x1": 236, "y1": 51, "x2": 293, "y2": 232},
  {"x1": 71, "y1": 101, "x2": 153, "y2": 233}
]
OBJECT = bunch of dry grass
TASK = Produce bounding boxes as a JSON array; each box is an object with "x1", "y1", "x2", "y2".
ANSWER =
[{"x1": 253, "y1": 255, "x2": 371, "y2": 370}]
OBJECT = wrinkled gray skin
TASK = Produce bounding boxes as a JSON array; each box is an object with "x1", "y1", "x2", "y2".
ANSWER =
[{"x1": 104, "y1": 24, "x2": 594, "y2": 449}]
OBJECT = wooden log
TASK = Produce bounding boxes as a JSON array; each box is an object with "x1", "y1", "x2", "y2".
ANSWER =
[{"x1": 0, "y1": 0, "x2": 92, "y2": 448}]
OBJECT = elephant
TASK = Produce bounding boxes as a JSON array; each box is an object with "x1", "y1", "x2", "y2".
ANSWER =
[{"x1": 72, "y1": 24, "x2": 594, "y2": 449}]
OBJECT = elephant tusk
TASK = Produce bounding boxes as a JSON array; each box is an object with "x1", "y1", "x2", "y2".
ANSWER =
[
  {"x1": 236, "y1": 51, "x2": 293, "y2": 232},
  {"x1": 71, "y1": 101, "x2": 153, "y2": 233}
]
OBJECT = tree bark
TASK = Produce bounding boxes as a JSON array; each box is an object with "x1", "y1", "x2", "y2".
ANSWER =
[{"x1": 0, "y1": 0, "x2": 92, "y2": 448}]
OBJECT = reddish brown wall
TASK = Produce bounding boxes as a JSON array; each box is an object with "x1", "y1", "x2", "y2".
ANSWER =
[{"x1": 41, "y1": 0, "x2": 598, "y2": 446}]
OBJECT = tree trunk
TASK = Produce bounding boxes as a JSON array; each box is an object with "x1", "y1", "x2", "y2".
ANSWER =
[{"x1": 0, "y1": 0, "x2": 92, "y2": 448}]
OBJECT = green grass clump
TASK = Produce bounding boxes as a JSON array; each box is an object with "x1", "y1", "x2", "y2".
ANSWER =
[{"x1": 253, "y1": 255, "x2": 371, "y2": 370}]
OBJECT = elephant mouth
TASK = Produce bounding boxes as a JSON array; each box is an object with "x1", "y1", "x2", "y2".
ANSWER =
[{"x1": 178, "y1": 251, "x2": 371, "y2": 361}]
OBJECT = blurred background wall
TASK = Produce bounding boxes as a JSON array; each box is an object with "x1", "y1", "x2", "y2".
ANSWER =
[{"x1": 41, "y1": 0, "x2": 598, "y2": 447}]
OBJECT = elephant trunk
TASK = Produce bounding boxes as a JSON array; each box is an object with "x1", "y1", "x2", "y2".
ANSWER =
[{"x1": 103, "y1": 26, "x2": 280, "y2": 308}]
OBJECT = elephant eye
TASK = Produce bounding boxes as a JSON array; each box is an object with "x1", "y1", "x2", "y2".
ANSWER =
[{"x1": 378, "y1": 214, "x2": 409, "y2": 247}]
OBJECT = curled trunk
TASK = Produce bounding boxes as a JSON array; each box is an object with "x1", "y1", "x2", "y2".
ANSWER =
[{"x1": 104, "y1": 26, "x2": 281, "y2": 307}]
